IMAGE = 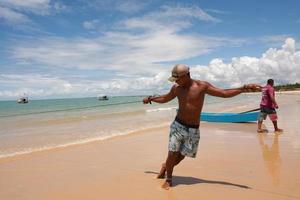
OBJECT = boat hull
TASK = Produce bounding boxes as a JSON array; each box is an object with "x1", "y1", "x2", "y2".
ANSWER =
[
  {"x1": 200, "y1": 111, "x2": 259, "y2": 123},
  {"x1": 97, "y1": 96, "x2": 109, "y2": 100},
  {"x1": 17, "y1": 98, "x2": 28, "y2": 104}
]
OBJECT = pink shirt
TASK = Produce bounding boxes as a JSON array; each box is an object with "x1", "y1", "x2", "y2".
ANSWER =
[{"x1": 260, "y1": 84, "x2": 275, "y2": 109}]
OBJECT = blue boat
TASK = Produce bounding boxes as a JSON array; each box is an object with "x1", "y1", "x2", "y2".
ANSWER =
[{"x1": 200, "y1": 111, "x2": 260, "y2": 123}]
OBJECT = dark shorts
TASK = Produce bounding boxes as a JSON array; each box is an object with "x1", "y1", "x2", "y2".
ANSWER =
[
  {"x1": 168, "y1": 118, "x2": 200, "y2": 158},
  {"x1": 258, "y1": 107, "x2": 277, "y2": 121}
]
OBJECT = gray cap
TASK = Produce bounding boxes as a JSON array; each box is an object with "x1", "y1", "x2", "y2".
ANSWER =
[{"x1": 168, "y1": 64, "x2": 189, "y2": 82}]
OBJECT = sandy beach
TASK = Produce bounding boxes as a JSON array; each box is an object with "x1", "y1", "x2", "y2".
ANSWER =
[{"x1": 0, "y1": 92, "x2": 299, "y2": 200}]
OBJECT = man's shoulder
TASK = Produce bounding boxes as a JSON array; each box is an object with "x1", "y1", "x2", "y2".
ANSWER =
[
  {"x1": 171, "y1": 83, "x2": 180, "y2": 92},
  {"x1": 193, "y1": 79, "x2": 206, "y2": 85},
  {"x1": 265, "y1": 85, "x2": 274, "y2": 91},
  {"x1": 191, "y1": 80, "x2": 209, "y2": 92},
  {"x1": 193, "y1": 80, "x2": 210, "y2": 87}
]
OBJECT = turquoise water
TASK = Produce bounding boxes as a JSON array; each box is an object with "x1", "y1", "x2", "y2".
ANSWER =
[
  {"x1": 0, "y1": 96, "x2": 143, "y2": 117},
  {"x1": 0, "y1": 94, "x2": 261, "y2": 159}
]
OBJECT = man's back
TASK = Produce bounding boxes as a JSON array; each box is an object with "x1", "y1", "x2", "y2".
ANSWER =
[{"x1": 260, "y1": 84, "x2": 275, "y2": 108}]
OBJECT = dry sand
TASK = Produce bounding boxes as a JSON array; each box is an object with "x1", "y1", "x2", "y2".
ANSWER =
[{"x1": 0, "y1": 93, "x2": 299, "y2": 200}]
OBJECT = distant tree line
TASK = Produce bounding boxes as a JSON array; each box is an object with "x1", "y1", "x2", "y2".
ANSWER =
[{"x1": 274, "y1": 83, "x2": 300, "y2": 91}]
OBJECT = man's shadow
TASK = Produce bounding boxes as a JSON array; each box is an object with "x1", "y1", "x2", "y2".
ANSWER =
[{"x1": 144, "y1": 171, "x2": 250, "y2": 189}]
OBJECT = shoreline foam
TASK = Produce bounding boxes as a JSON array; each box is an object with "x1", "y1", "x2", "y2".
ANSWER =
[{"x1": 0, "y1": 122, "x2": 170, "y2": 160}]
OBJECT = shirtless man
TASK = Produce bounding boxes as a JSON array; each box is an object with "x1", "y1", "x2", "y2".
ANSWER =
[{"x1": 143, "y1": 64, "x2": 260, "y2": 189}]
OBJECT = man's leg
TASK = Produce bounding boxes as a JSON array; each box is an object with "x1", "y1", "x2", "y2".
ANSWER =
[
  {"x1": 157, "y1": 163, "x2": 166, "y2": 179},
  {"x1": 176, "y1": 153, "x2": 185, "y2": 165},
  {"x1": 272, "y1": 120, "x2": 283, "y2": 132},
  {"x1": 269, "y1": 113, "x2": 283, "y2": 132},
  {"x1": 161, "y1": 151, "x2": 185, "y2": 189},
  {"x1": 157, "y1": 153, "x2": 185, "y2": 179},
  {"x1": 257, "y1": 111, "x2": 267, "y2": 133},
  {"x1": 257, "y1": 119, "x2": 264, "y2": 133}
]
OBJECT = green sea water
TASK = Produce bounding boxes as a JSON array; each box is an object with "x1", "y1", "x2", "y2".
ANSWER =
[{"x1": 0, "y1": 94, "x2": 261, "y2": 159}]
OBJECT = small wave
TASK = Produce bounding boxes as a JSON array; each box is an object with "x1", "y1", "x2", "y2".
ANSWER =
[
  {"x1": 146, "y1": 106, "x2": 177, "y2": 112},
  {"x1": 0, "y1": 123, "x2": 170, "y2": 159}
]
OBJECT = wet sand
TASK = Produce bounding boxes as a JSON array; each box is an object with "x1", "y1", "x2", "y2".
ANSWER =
[{"x1": 0, "y1": 93, "x2": 299, "y2": 200}]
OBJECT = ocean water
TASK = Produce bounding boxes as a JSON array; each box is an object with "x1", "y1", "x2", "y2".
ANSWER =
[{"x1": 0, "y1": 94, "x2": 261, "y2": 158}]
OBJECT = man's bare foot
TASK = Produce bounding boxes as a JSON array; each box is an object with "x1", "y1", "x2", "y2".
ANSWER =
[
  {"x1": 157, "y1": 163, "x2": 166, "y2": 179},
  {"x1": 162, "y1": 179, "x2": 172, "y2": 190},
  {"x1": 275, "y1": 128, "x2": 283, "y2": 133},
  {"x1": 257, "y1": 129, "x2": 268, "y2": 133}
]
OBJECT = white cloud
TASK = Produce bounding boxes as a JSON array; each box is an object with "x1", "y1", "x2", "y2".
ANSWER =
[
  {"x1": 1, "y1": 38, "x2": 299, "y2": 99},
  {"x1": 160, "y1": 5, "x2": 221, "y2": 23},
  {"x1": 205, "y1": 9, "x2": 229, "y2": 15},
  {"x1": 2, "y1": 3, "x2": 299, "y2": 99},
  {"x1": 0, "y1": 6, "x2": 30, "y2": 24},
  {"x1": 191, "y1": 38, "x2": 300, "y2": 88},
  {"x1": 115, "y1": 1, "x2": 147, "y2": 13},
  {"x1": 259, "y1": 35, "x2": 291, "y2": 47},
  {"x1": 83, "y1": 20, "x2": 99, "y2": 30},
  {"x1": 0, "y1": 72, "x2": 171, "y2": 99},
  {"x1": 0, "y1": 0, "x2": 50, "y2": 8},
  {"x1": 9, "y1": 5, "x2": 230, "y2": 75},
  {"x1": 0, "y1": 0, "x2": 51, "y2": 15},
  {"x1": 0, "y1": 74, "x2": 75, "y2": 98},
  {"x1": 121, "y1": 5, "x2": 220, "y2": 32},
  {"x1": 85, "y1": 0, "x2": 148, "y2": 14},
  {"x1": 9, "y1": 33, "x2": 242, "y2": 76},
  {"x1": 0, "y1": 0, "x2": 68, "y2": 26}
]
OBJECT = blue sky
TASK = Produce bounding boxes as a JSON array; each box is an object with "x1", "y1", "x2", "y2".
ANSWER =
[{"x1": 0, "y1": 0, "x2": 299, "y2": 100}]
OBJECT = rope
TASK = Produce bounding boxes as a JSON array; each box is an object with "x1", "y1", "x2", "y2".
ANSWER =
[
  {"x1": 239, "y1": 108, "x2": 261, "y2": 114},
  {"x1": 0, "y1": 100, "x2": 142, "y2": 118}
]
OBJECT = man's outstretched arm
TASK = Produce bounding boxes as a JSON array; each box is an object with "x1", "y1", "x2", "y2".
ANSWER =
[
  {"x1": 205, "y1": 82, "x2": 261, "y2": 98},
  {"x1": 143, "y1": 85, "x2": 177, "y2": 104}
]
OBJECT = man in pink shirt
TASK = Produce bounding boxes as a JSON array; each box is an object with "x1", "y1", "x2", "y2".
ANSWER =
[{"x1": 257, "y1": 79, "x2": 283, "y2": 133}]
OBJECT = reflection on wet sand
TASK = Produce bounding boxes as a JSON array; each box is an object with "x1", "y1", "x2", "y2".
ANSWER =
[
  {"x1": 167, "y1": 189, "x2": 175, "y2": 200},
  {"x1": 258, "y1": 133, "x2": 281, "y2": 186}
]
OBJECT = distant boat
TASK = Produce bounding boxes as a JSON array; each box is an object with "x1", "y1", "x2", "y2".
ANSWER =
[
  {"x1": 17, "y1": 96, "x2": 29, "y2": 104},
  {"x1": 200, "y1": 111, "x2": 259, "y2": 123},
  {"x1": 97, "y1": 95, "x2": 109, "y2": 100}
]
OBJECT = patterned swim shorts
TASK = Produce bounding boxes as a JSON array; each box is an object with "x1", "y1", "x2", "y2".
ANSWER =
[
  {"x1": 258, "y1": 107, "x2": 278, "y2": 121},
  {"x1": 168, "y1": 119, "x2": 200, "y2": 158}
]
